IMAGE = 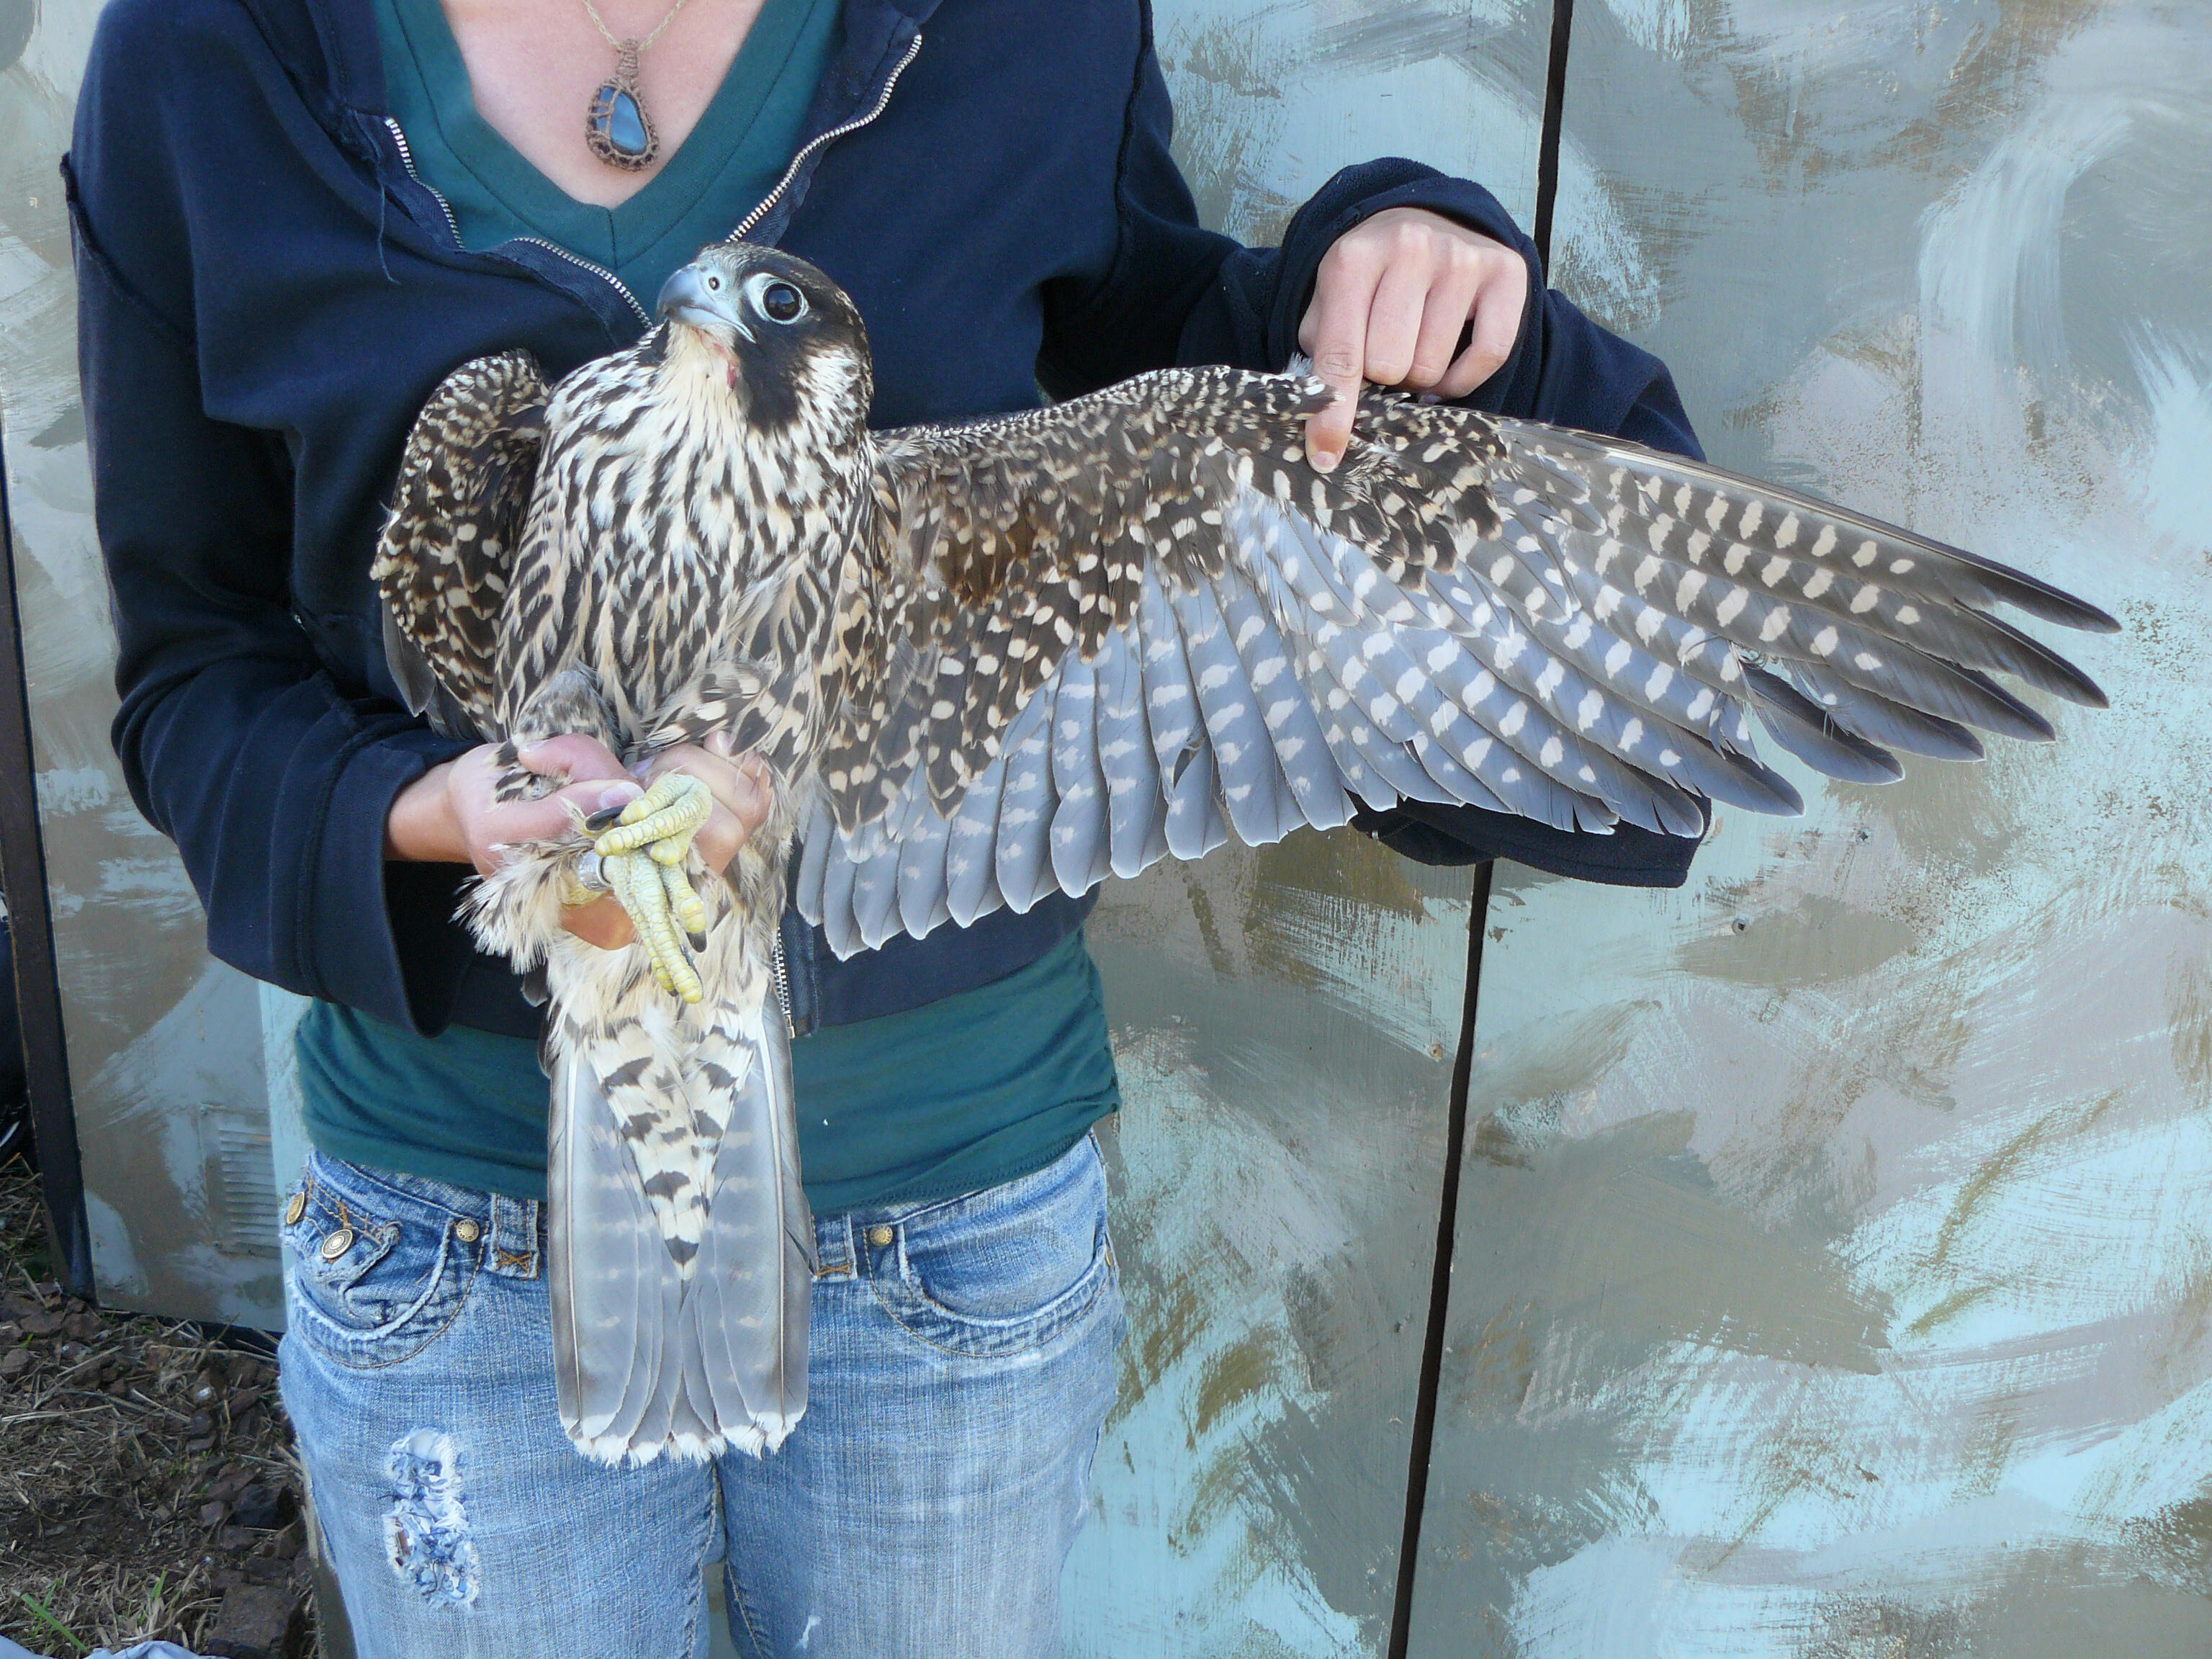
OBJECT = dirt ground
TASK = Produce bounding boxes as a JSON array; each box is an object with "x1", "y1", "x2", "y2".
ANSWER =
[{"x1": 0, "y1": 1156, "x2": 315, "y2": 1657}]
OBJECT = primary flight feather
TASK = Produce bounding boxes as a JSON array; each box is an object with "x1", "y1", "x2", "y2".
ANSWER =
[{"x1": 374, "y1": 242, "x2": 2115, "y2": 1465}]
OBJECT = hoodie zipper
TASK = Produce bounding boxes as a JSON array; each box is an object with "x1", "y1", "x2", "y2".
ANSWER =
[
  {"x1": 770, "y1": 930, "x2": 796, "y2": 1038},
  {"x1": 729, "y1": 30, "x2": 923, "y2": 241},
  {"x1": 385, "y1": 117, "x2": 651, "y2": 325},
  {"x1": 382, "y1": 24, "x2": 925, "y2": 313},
  {"x1": 384, "y1": 117, "x2": 462, "y2": 244}
]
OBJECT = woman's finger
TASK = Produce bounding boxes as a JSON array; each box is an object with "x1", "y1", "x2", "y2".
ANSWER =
[
  {"x1": 1406, "y1": 264, "x2": 1484, "y2": 390},
  {"x1": 562, "y1": 893, "x2": 635, "y2": 950},
  {"x1": 1297, "y1": 235, "x2": 1387, "y2": 472},
  {"x1": 1359, "y1": 257, "x2": 1437, "y2": 390},
  {"x1": 1435, "y1": 253, "x2": 1530, "y2": 398},
  {"x1": 516, "y1": 732, "x2": 628, "y2": 783}
]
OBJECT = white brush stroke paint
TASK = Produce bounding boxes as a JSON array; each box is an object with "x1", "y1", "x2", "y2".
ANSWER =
[{"x1": 1473, "y1": 6, "x2": 2212, "y2": 1653}]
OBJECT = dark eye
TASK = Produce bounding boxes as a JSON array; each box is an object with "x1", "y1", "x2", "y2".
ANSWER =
[
  {"x1": 705, "y1": 274, "x2": 722, "y2": 291},
  {"x1": 761, "y1": 282, "x2": 804, "y2": 323}
]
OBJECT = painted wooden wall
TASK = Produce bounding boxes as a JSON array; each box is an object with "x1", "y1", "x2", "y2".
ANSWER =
[
  {"x1": 1406, "y1": 3, "x2": 2212, "y2": 1654},
  {"x1": 5, "y1": 1, "x2": 2205, "y2": 1655},
  {"x1": 0, "y1": 0, "x2": 287, "y2": 1328}
]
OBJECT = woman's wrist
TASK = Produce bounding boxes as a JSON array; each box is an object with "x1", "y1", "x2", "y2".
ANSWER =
[{"x1": 385, "y1": 760, "x2": 469, "y2": 864}]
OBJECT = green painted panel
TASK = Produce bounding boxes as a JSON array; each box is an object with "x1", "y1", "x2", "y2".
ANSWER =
[
  {"x1": 0, "y1": 0, "x2": 284, "y2": 1326},
  {"x1": 1411, "y1": 1, "x2": 2212, "y2": 1652}
]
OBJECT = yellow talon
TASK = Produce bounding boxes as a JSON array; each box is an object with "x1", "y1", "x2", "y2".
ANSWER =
[
  {"x1": 660, "y1": 860, "x2": 709, "y2": 938},
  {"x1": 595, "y1": 773, "x2": 713, "y2": 861},
  {"x1": 604, "y1": 848, "x2": 703, "y2": 1003},
  {"x1": 585, "y1": 774, "x2": 715, "y2": 1002}
]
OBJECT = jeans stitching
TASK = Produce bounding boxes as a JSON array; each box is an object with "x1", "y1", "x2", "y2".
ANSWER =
[
  {"x1": 306, "y1": 1151, "x2": 498, "y2": 1230},
  {"x1": 675, "y1": 1478, "x2": 716, "y2": 1659},
  {"x1": 283, "y1": 1223, "x2": 481, "y2": 1371},
  {"x1": 862, "y1": 1238, "x2": 1115, "y2": 1360},
  {"x1": 724, "y1": 1555, "x2": 774, "y2": 1658},
  {"x1": 879, "y1": 1133, "x2": 1105, "y2": 1231}
]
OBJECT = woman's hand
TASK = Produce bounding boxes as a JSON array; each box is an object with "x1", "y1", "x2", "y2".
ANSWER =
[
  {"x1": 384, "y1": 733, "x2": 774, "y2": 950},
  {"x1": 1297, "y1": 206, "x2": 1532, "y2": 472}
]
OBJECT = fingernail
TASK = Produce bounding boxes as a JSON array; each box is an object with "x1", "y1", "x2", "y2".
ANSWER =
[
  {"x1": 704, "y1": 730, "x2": 734, "y2": 758},
  {"x1": 1312, "y1": 448, "x2": 1340, "y2": 474},
  {"x1": 732, "y1": 770, "x2": 763, "y2": 811},
  {"x1": 595, "y1": 782, "x2": 642, "y2": 812}
]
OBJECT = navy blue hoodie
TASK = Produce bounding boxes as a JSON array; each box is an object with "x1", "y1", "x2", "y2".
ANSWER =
[{"x1": 66, "y1": 0, "x2": 1704, "y2": 1046}]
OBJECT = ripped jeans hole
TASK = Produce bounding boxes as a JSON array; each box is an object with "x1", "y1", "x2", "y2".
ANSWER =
[{"x1": 384, "y1": 1427, "x2": 480, "y2": 1608}]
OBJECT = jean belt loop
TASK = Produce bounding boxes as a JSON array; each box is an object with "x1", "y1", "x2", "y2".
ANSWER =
[
  {"x1": 485, "y1": 1193, "x2": 540, "y2": 1278},
  {"x1": 812, "y1": 1214, "x2": 854, "y2": 1280}
]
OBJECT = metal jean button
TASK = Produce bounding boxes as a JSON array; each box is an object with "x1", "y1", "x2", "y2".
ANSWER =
[
  {"x1": 454, "y1": 1218, "x2": 481, "y2": 1244},
  {"x1": 283, "y1": 1190, "x2": 306, "y2": 1227},
  {"x1": 320, "y1": 1228, "x2": 355, "y2": 1261},
  {"x1": 867, "y1": 1224, "x2": 894, "y2": 1249}
]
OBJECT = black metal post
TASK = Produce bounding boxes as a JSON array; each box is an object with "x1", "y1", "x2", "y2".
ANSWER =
[
  {"x1": 1387, "y1": 860, "x2": 1493, "y2": 1658},
  {"x1": 0, "y1": 426, "x2": 94, "y2": 1298},
  {"x1": 1532, "y1": 0, "x2": 1578, "y2": 275}
]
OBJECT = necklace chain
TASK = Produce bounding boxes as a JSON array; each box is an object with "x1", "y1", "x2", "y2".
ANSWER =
[{"x1": 580, "y1": 0, "x2": 691, "y2": 53}]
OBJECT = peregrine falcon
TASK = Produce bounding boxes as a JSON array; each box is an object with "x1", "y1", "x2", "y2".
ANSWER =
[{"x1": 374, "y1": 241, "x2": 2114, "y2": 1465}]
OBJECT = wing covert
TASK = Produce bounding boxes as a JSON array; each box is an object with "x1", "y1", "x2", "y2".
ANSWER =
[{"x1": 372, "y1": 349, "x2": 549, "y2": 740}]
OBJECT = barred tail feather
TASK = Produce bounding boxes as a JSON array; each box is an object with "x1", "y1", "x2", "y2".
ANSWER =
[
  {"x1": 685, "y1": 993, "x2": 812, "y2": 1452},
  {"x1": 545, "y1": 945, "x2": 814, "y2": 1465}
]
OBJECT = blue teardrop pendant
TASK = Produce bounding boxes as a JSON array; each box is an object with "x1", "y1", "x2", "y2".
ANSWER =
[{"x1": 585, "y1": 41, "x2": 660, "y2": 171}]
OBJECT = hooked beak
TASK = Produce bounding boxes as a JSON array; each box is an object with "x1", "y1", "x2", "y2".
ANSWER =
[{"x1": 655, "y1": 264, "x2": 754, "y2": 341}]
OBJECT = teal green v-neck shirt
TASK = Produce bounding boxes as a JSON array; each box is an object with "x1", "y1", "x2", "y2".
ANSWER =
[
  {"x1": 374, "y1": 0, "x2": 839, "y2": 310},
  {"x1": 304, "y1": 1, "x2": 1122, "y2": 1215}
]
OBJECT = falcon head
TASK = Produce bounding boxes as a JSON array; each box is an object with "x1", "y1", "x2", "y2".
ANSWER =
[{"x1": 655, "y1": 245, "x2": 872, "y2": 441}]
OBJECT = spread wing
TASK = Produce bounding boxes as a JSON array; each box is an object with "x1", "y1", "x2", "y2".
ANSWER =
[
  {"x1": 372, "y1": 350, "x2": 549, "y2": 740},
  {"x1": 796, "y1": 363, "x2": 2116, "y2": 957}
]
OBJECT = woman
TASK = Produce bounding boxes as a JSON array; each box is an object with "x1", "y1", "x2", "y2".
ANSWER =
[{"x1": 67, "y1": 0, "x2": 1702, "y2": 1651}]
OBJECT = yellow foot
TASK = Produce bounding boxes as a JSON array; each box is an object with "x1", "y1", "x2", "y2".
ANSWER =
[
  {"x1": 588, "y1": 773, "x2": 717, "y2": 1004},
  {"x1": 593, "y1": 772, "x2": 713, "y2": 865},
  {"x1": 602, "y1": 848, "x2": 704, "y2": 1004}
]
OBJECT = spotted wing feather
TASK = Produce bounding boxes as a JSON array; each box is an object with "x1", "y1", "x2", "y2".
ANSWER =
[
  {"x1": 372, "y1": 351, "x2": 549, "y2": 740},
  {"x1": 800, "y1": 364, "x2": 2115, "y2": 953}
]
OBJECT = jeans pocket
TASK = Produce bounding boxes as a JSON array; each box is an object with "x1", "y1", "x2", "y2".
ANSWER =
[
  {"x1": 281, "y1": 1157, "x2": 480, "y2": 1370},
  {"x1": 868, "y1": 1138, "x2": 1117, "y2": 1360}
]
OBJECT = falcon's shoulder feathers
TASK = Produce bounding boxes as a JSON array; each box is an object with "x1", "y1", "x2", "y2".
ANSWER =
[{"x1": 373, "y1": 349, "x2": 549, "y2": 740}]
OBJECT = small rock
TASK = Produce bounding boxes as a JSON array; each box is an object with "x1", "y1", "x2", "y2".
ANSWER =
[
  {"x1": 231, "y1": 1482, "x2": 287, "y2": 1530},
  {"x1": 55, "y1": 1341, "x2": 89, "y2": 1365},
  {"x1": 218, "y1": 1524, "x2": 259, "y2": 1553},
  {"x1": 0, "y1": 1293, "x2": 37, "y2": 1321},
  {"x1": 191, "y1": 1374, "x2": 224, "y2": 1407},
  {"x1": 153, "y1": 1503, "x2": 175, "y2": 1522},
  {"x1": 0, "y1": 1349, "x2": 32, "y2": 1378},
  {"x1": 207, "y1": 1467, "x2": 254, "y2": 1503},
  {"x1": 269, "y1": 1518, "x2": 307, "y2": 1560},
  {"x1": 186, "y1": 1434, "x2": 217, "y2": 1454},
  {"x1": 199, "y1": 1500, "x2": 230, "y2": 1529},
  {"x1": 202, "y1": 1581, "x2": 304, "y2": 1659},
  {"x1": 187, "y1": 1408, "x2": 217, "y2": 1437},
  {"x1": 107, "y1": 1378, "x2": 131, "y2": 1398},
  {"x1": 32, "y1": 1280, "x2": 60, "y2": 1301},
  {"x1": 62, "y1": 1311, "x2": 102, "y2": 1342},
  {"x1": 244, "y1": 1555, "x2": 290, "y2": 1584},
  {"x1": 232, "y1": 1403, "x2": 265, "y2": 1437},
  {"x1": 20, "y1": 1310, "x2": 62, "y2": 1337}
]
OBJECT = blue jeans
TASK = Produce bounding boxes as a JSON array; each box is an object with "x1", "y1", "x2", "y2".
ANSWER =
[{"x1": 278, "y1": 1136, "x2": 1124, "y2": 1658}]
